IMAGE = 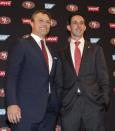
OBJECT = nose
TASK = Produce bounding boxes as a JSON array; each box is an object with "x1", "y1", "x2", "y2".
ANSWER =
[
  {"x1": 76, "y1": 24, "x2": 81, "y2": 30},
  {"x1": 41, "y1": 21, "x2": 46, "y2": 26},
  {"x1": 77, "y1": 23, "x2": 82, "y2": 27}
]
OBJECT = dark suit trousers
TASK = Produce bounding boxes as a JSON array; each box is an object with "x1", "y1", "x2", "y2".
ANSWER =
[
  {"x1": 11, "y1": 95, "x2": 58, "y2": 131},
  {"x1": 61, "y1": 94, "x2": 106, "y2": 131}
]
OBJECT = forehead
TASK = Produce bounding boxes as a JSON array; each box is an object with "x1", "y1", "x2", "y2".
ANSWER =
[
  {"x1": 34, "y1": 12, "x2": 50, "y2": 20},
  {"x1": 71, "y1": 15, "x2": 85, "y2": 22}
]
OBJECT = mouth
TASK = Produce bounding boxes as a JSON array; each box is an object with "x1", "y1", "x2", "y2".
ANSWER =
[
  {"x1": 75, "y1": 30, "x2": 82, "y2": 35},
  {"x1": 40, "y1": 27, "x2": 46, "y2": 30},
  {"x1": 76, "y1": 28, "x2": 82, "y2": 32}
]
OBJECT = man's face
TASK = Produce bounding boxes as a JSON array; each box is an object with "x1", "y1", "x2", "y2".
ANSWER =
[
  {"x1": 30, "y1": 12, "x2": 51, "y2": 38},
  {"x1": 67, "y1": 15, "x2": 86, "y2": 39}
]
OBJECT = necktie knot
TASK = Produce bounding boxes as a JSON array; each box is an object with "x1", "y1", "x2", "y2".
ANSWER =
[
  {"x1": 74, "y1": 41, "x2": 80, "y2": 47},
  {"x1": 41, "y1": 40, "x2": 44, "y2": 48}
]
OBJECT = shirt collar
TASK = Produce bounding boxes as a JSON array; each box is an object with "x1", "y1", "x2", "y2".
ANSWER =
[
  {"x1": 71, "y1": 37, "x2": 84, "y2": 43},
  {"x1": 31, "y1": 33, "x2": 45, "y2": 45}
]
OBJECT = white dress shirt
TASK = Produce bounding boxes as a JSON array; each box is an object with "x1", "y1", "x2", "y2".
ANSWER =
[
  {"x1": 70, "y1": 37, "x2": 85, "y2": 92},
  {"x1": 31, "y1": 33, "x2": 53, "y2": 93},
  {"x1": 31, "y1": 33, "x2": 53, "y2": 73}
]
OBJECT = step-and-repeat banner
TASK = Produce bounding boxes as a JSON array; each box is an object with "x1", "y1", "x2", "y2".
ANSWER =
[{"x1": 0, "y1": 0, "x2": 115, "y2": 130}]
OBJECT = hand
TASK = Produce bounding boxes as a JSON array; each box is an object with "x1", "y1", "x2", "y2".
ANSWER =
[
  {"x1": 55, "y1": 125, "x2": 61, "y2": 131},
  {"x1": 7, "y1": 105, "x2": 21, "y2": 124}
]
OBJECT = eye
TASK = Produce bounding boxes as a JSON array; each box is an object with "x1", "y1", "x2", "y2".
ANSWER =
[
  {"x1": 46, "y1": 20, "x2": 51, "y2": 24},
  {"x1": 39, "y1": 19, "x2": 43, "y2": 23},
  {"x1": 80, "y1": 21, "x2": 85, "y2": 24},
  {"x1": 71, "y1": 21, "x2": 77, "y2": 24}
]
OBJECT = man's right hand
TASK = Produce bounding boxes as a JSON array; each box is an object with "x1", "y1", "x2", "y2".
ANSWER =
[
  {"x1": 55, "y1": 125, "x2": 61, "y2": 131},
  {"x1": 7, "y1": 105, "x2": 21, "y2": 124}
]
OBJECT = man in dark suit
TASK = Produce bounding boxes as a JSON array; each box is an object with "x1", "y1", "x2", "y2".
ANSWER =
[
  {"x1": 60, "y1": 13, "x2": 110, "y2": 131},
  {"x1": 5, "y1": 10, "x2": 63, "y2": 131}
]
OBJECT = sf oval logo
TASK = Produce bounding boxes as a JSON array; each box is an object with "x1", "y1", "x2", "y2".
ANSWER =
[
  {"x1": 0, "y1": 71, "x2": 5, "y2": 77},
  {"x1": 51, "y1": 19, "x2": 57, "y2": 27},
  {"x1": 66, "y1": 4, "x2": 78, "y2": 12},
  {"x1": 0, "y1": 127, "x2": 11, "y2": 131},
  {"x1": 108, "y1": 7, "x2": 115, "y2": 14},
  {"x1": 22, "y1": 1, "x2": 35, "y2": 9},
  {"x1": 0, "y1": 16, "x2": 11, "y2": 24},
  {"x1": 0, "y1": 88, "x2": 5, "y2": 97},
  {"x1": 0, "y1": 51, "x2": 8, "y2": 60},
  {"x1": 89, "y1": 21, "x2": 100, "y2": 29},
  {"x1": 111, "y1": 38, "x2": 115, "y2": 45}
]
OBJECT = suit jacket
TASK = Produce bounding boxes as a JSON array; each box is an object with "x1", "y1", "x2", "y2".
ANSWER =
[
  {"x1": 5, "y1": 36, "x2": 63, "y2": 123},
  {"x1": 60, "y1": 40, "x2": 110, "y2": 113}
]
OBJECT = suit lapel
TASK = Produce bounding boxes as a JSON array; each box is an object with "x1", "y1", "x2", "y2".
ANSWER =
[
  {"x1": 27, "y1": 37, "x2": 56, "y2": 76},
  {"x1": 28, "y1": 36, "x2": 41, "y2": 52},
  {"x1": 65, "y1": 41, "x2": 91, "y2": 77},
  {"x1": 27, "y1": 36, "x2": 49, "y2": 73},
  {"x1": 66, "y1": 43, "x2": 77, "y2": 77},
  {"x1": 27, "y1": 36, "x2": 58, "y2": 89},
  {"x1": 46, "y1": 43, "x2": 58, "y2": 88},
  {"x1": 79, "y1": 41, "x2": 91, "y2": 76}
]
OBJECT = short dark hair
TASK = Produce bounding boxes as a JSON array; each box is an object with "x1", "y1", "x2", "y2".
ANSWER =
[
  {"x1": 31, "y1": 10, "x2": 52, "y2": 21},
  {"x1": 67, "y1": 12, "x2": 86, "y2": 25}
]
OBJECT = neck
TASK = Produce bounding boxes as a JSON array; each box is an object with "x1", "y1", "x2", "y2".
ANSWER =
[
  {"x1": 71, "y1": 34, "x2": 83, "y2": 40},
  {"x1": 71, "y1": 36, "x2": 82, "y2": 41}
]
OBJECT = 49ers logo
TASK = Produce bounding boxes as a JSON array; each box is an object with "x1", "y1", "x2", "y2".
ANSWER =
[
  {"x1": 111, "y1": 38, "x2": 115, "y2": 45},
  {"x1": 89, "y1": 21, "x2": 100, "y2": 29},
  {"x1": 0, "y1": 71, "x2": 5, "y2": 77},
  {"x1": 0, "y1": 51, "x2": 8, "y2": 60},
  {"x1": 0, "y1": 16, "x2": 11, "y2": 24},
  {"x1": 51, "y1": 19, "x2": 57, "y2": 27},
  {"x1": 0, "y1": 127, "x2": 11, "y2": 131},
  {"x1": 66, "y1": 4, "x2": 78, "y2": 12},
  {"x1": 0, "y1": 89, "x2": 5, "y2": 97},
  {"x1": 108, "y1": 7, "x2": 115, "y2": 14},
  {"x1": 22, "y1": 1, "x2": 35, "y2": 9},
  {"x1": 109, "y1": 23, "x2": 115, "y2": 28}
]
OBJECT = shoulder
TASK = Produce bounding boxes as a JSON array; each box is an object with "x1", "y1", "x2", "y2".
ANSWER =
[
  {"x1": 13, "y1": 36, "x2": 32, "y2": 49},
  {"x1": 8, "y1": 37, "x2": 30, "y2": 56},
  {"x1": 85, "y1": 40, "x2": 103, "y2": 50}
]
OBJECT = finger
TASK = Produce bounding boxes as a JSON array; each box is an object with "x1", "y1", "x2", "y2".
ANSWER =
[
  {"x1": 18, "y1": 111, "x2": 22, "y2": 118},
  {"x1": 9, "y1": 113, "x2": 18, "y2": 124},
  {"x1": 16, "y1": 111, "x2": 22, "y2": 122},
  {"x1": 56, "y1": 127, "x2": 61, "y2": 131},
  {"x1": 16, "y1": 114, "x2": 21, "y2": 123},
  {"x1": 14, "y1": 113, "x2": 22, "y2": 123},
  {"x1": 11, "y1": 114, "x2": 17, "y2": 124},
  {"x1": 55, "y1": 128, "x2": 58, "y2": 131},
  {"x1": 7, "y1": 113, "x2": 13, "y2": 123},
  {"x1": 7, "y1": 111, "x2": 21, "y2": 124}
]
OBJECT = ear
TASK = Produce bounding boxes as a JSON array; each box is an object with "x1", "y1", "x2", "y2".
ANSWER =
[
  {"x1": 30, "y1": 20, "x2": 33, "y2": 28},
  {"x1": 84, "y1": 25, "x2": 86, "y2": 31},
  {"x1": 67, "y1": 25, "x2": 71, "y2": 31}
]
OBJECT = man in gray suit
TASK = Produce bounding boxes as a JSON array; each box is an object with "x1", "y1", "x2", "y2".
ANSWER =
[{"x1": 60, "y1": 13, "x2": 110, "y2": 131}]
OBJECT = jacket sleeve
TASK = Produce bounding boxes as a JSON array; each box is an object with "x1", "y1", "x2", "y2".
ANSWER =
[
  {"x1": 5, "y1": 39, "x2": 26, "y2": 106},
  {"x1": 95, "y1": 45, "x2": 110, "y2": 110}
]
